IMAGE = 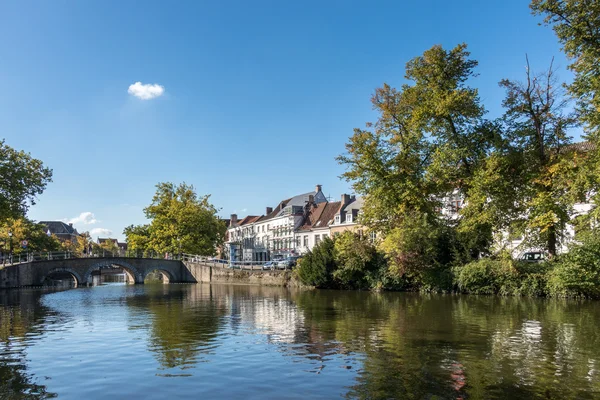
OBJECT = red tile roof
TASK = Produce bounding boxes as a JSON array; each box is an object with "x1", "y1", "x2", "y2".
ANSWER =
[{"x1": 298, "y1": 201, "x2": 341, "y2": 231}]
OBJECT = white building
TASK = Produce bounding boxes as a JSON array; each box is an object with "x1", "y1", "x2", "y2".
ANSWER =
[{"x1": 226, "y1": 185, "x2": 327, "y2": 262}]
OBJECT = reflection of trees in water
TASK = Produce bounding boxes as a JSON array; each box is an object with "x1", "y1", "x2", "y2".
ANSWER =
[
  {"x1": 126, "y1": 284, "x2": 228, "y2": 370},
  {"x1": 0, "y1": 290, "x2": 58, "y2": 399},
  {"x1": 290, "y1": 291, "x2": 600, "y2": 399}
]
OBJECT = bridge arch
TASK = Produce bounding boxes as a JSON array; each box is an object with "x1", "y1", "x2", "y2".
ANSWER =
[
  {"x1": 41, "y1": 268, "x2": 83, "y2": 287},
  {"x1": 84, "y1": 260, "x2": 144, "y2": 284},
  {"x1": 143, "y1": 268, "x2": 174, "y2": 284}
]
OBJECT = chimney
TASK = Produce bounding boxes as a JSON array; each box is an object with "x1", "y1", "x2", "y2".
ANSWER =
[
  {"x1": 315, "y1": 184, "x2": 322, "y2": 193},
  {"x1": 69, "y1": 223, "x2": 73, "y2": 228},
  {"x1": 266, "y1": 207, "x2": 273, "y2": 215},
  {"x1": 230, "y1": 214, "x2": 238, "y2": 227},
  {"x1": 308, "y1": 194, "x2": 314, "y2": 204},
  {"x1": 341, "y1": 194, "x2": 351, "y2": 206}
]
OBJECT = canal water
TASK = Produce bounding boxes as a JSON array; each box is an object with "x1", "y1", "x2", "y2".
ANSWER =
[{"x1": 1, "y1": 284, "x2": 599, "y2": 399}]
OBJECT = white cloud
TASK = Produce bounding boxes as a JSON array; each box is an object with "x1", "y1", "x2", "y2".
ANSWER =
[
  {"x1": 128, "y1": 81, "x2": 165, "y2": 100},
  {"x1": 67, "y1": 212, "x2": 98, "y2": 225},
  {"x1": 90, "y1": 228, "x2": 113, "y2": 237}
]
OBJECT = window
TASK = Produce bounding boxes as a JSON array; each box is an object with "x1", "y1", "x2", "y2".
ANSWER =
[
  {"x1": 303, "y1": 235, "x2": 308, "y2": 247},
  {"x1": 315, "y1": 235, "x2": 321, "y2": 245},
  {"x1": 452, "y1": 200, "x2": 462, "y2": 212},
  {"x1": 262, "y1": 225, "x2": 265, "y2": 232},
  {"x1": 369, "y1": 231, "x2": 377, "y2": 243},
  {"x1": 347, "y1": 213, "x2": 353, "y2": 223},
  {"x1": 333, "y1": 232, "x2": 340, "y2": 238},
  {"x1": 322, "y1": 233, "x2": 329, "y2": 239},
  {"x1": 296, "y1": 237, "x2": 301, "y2": 247},
  {"x1": 335, "y1": 215, "x2": 340, "y2": 224}
]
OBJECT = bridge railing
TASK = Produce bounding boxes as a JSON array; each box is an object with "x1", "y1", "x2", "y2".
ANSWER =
[{"x1": 0, "y1": 250, "x2": 282, "y2": 272}]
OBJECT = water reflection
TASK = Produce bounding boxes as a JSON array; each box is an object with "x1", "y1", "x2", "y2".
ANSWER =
[
  {"x1": 1, "y1": 285, "x2": 600, "y2": 399},
  {"x1": 0, "y1": 290, "x2": 58, "y2": 399}
]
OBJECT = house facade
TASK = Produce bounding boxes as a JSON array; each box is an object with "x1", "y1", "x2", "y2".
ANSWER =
[
  {"x1": 225, "y1": 186, "x2": 368, "y2": 262},
  {"x1": 225, "y1": 185, "x2": 329, "y2": 262}
]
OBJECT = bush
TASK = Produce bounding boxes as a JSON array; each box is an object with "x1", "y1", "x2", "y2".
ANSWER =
[
  {"x1": 547, "y1": 236, "x2": 600, "y2": 299},
  {"x1": 453, "y1": 258, "x2": 519, "y2": 295},
  {"x1": 333, "y1": 231, "x2": 386, "y2": 290},
  {"x1": 295, "y1": 237, "x2": 336, "y2": 288}
]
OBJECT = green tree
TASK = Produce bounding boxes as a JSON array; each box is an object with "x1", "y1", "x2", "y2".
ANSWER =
[
  {"x1": 531, "y1": 0, "x2": 600, "y2": 232},
  {"x1": 500, "y1": 60, "x2": 575, "y2": 256},
  {"x1": 99, "y1": 238, "x2": 119, "y2": 255},
  {"x1": 531, "y1": 0, "x2": 600, "y2": 134},
  {"x1": 338, "y1": 44, "x2": 493, "y2": 280},
  {"x1": 123, "y1": 224, "x2": 151, "y2": 256},
  {"x1": 333, "y1": 231, "x2": 386, "y2": 289},
  {"x1": 0, "y1": 218, "x2": 61, "y2": 255},
  {"x1": 0, "y1": 140, "x2": 53, "y2": 221},
  {"x1": 295, "y1": 237, "x2": 336, "y2": 288},
  {"x1": 127, "y1": 182, "x2": 226, "y2": 256}
]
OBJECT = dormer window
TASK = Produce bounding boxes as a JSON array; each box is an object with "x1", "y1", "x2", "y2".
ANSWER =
[
  {"x1": 334, "y1": 215, "x2": 340, "y2": 224},
  {"x1": 346, "y1": 213, "x2": 353, "y2": 223}
]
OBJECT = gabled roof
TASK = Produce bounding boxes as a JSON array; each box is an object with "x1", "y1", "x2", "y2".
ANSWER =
[
  {"x1": 238, "y1": 215, "x2": 261, "y2": 226},
  {"x1": 298, "y1": 203, "x2": 327, "y2": 231},
  {"x1": 298, "y1": 201, "x2": 342, "y2": 231},
  {"x1": 39, "y1": 221, "x2": 79, "y2": 236},
  {"x1": 315, "y1": 201, "x2": 342, "y2": 228}
]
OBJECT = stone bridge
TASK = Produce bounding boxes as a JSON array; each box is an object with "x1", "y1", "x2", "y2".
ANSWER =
[{"x1": 0, "y1": 257, "x2": 203, "y2": 288}]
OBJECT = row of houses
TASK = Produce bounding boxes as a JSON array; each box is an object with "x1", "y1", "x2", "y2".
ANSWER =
[
  {"x1": 225, "y1": 185, "x2": 369, "y2": 262},
  {"x1": 225, "y1": 176, "x2": 596, "y2": 263}
]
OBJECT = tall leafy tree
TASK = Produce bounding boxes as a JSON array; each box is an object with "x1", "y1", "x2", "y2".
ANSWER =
[
  {"x1": 338, "y1": 44, "x2": 493, "y2": 276},
  {"x1": 531, "y1": 0, "x2": 600, "y2": 134},
  {"x1": 127, "y1": 182, "x2": 226, "y2": 256},
  {"x1": 531, "y1": 0, "x2": 600, "y2": 231},
  {"x1": 0, "y1": 140, "x2": 52, "y2": 220}
]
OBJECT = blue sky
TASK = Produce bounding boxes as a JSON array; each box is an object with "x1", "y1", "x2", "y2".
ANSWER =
[{"x1": 1, "y1": 1, "x2": 569, "y2": 240}]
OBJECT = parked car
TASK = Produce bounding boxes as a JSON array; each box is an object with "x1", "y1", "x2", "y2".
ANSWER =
[
  {"x1": 262, "y1": 261, "x2": 275, "y2": 270},
  {"x1": 520, "y1": 251, "x2": 546, "y2": 263},
  {"x1": 277, "y1": 256, "x2": 301, "y2": 269}
]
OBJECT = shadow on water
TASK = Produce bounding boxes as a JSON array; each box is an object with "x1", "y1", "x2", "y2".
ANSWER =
[{"x1": 0, "y1": 289, "x2": 61, "y2": 399}]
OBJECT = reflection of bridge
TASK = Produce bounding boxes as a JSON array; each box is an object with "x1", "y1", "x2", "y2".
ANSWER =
[{"x1": 0, "y1": 256, "x2": 203, "y2": 288}]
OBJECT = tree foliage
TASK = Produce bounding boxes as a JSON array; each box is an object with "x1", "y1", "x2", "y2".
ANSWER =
[
  {"x1": 124, "y1": 182, "x2": 226, "y2": 256},
  {"x1": 0, "y1": 218, "x2": 61, "y2": 255},
  {"x1": 0, "y1": 140, "x2": 53, "y2": 221}
]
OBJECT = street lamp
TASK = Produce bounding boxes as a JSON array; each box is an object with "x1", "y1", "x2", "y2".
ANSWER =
[{"x1": 8, "y1": 230, "x2": 13, "y2": 264}]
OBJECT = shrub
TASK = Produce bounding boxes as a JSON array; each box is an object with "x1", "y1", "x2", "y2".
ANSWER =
[
  {"x1": 547, "y1": 235, "x2": 600, "y2": 299},
  {"x1": 333, "y1": 231, "x2": 386, "y2": 289},
  {"x1": 295, "y1": 237, "x2": 336, "y2": 288},
  {"x1": 453, "y1": 258, "x2": 519, "y2": 295}
]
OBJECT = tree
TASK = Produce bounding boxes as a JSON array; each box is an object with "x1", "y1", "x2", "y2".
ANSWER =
[
  {"x1": 338, "y1": 43, "x2": 493, "y2": 276},
  {"x1": 0, "y1": 218, "x2": 61, "y2": 255},
  {"x1": 531, "y1": 0, "x2": 600, "y2": 233},
  {"x1": 499, "y1": 59, "x2": 576, "y2": 256},
  {"x1": 333, "y1": 231, "x2": 386, "y2": 289},
  {"x1": 126, "y1": 182, "x2": 226, "y2": 256},
  {"x1": 295, "y1": 237, "x2": 336, "y2": 288},
  {"x1": 99, "y1": 238, "x2": 119, "y2": 255},
  {"x1": 0, "y1": 140, "x2": 53, "y2": 221},
  {"x1": 531, "y1": 0, "x2": 600, "y2": 134},
  {"x1": 123, "y1": 224, "x2": 151, "y2": 256}
]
